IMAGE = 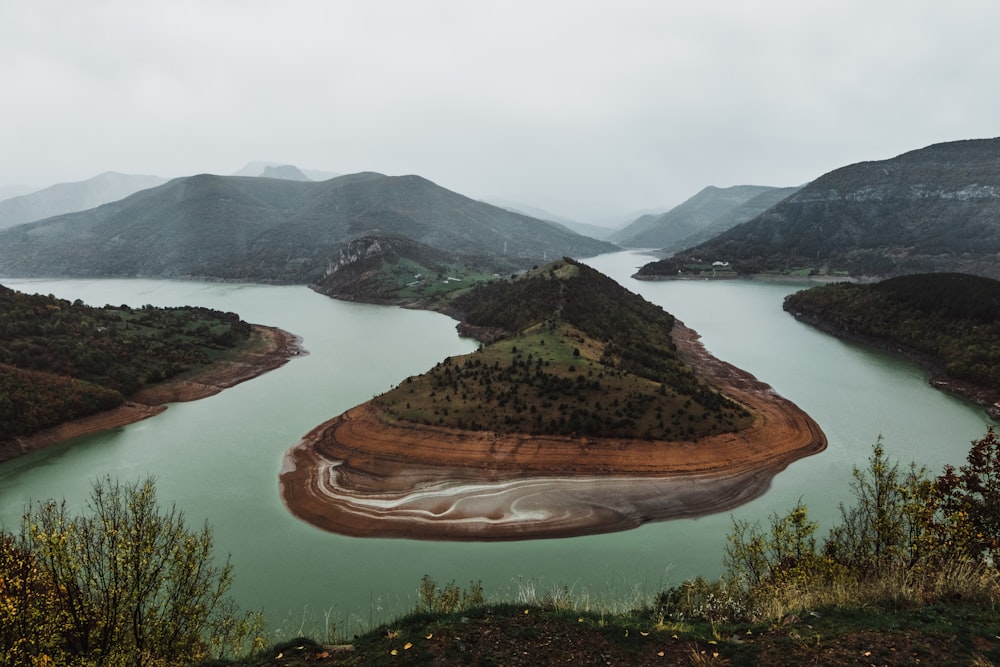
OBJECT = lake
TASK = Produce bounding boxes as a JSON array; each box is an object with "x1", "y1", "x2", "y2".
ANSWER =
[{"x1": 0, "y1": 251, "x2": 991, "y2": 637}]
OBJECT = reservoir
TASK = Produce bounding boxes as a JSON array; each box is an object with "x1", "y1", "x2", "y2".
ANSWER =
[{"x1": 0, "y1": 251, "x2": 991, "y2": 636}]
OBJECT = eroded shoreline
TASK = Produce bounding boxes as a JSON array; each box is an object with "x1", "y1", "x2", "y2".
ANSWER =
[
  {"x1": 0, "y1": 325, "x2": 302, "y2": 463},
  {"x1": 279, "y1": 322, "x2": 827, "y2": 540}
]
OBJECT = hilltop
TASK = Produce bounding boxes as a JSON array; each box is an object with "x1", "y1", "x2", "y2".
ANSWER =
[
  {"x1": 281, "y1": 259, "x2": 824, "y2": 540},
  {"x1": 0, "y1": 172, "x2": 615, "y2": 284},
  {"x1": 636, "y1": 137, "x2": 1000, "y2": 279},
  {"x1": 784, "y1": 272, "x2": 1000, "y2": 416}
]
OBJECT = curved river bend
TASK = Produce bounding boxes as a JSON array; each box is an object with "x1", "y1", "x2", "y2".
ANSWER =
[{"x1": 0, "y1": 251, "x2": 991, "y2": 634}]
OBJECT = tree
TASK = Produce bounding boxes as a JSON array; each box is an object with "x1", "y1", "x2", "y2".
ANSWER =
[
  {"x1": 937, "y1": 427, "x2": 1000, "y2": 563},
  {"x1": 823, "y1": 439, "x2": 936, "y2": 574},
  {"x1": 20, "y1": 476, "x2": 263, "y2": 666}
]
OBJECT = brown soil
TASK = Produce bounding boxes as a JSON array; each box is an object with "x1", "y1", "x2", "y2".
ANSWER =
[
  {"x1": 279, "y1": 322, "x2": 826, "y2": 540},
  {"x1": 0, "y1": 325, "x2": 302, "y2": 462}
]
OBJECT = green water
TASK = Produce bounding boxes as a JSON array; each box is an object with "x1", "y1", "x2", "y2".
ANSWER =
[{"x1": 0, "y1": 253, "x2": 991, "y2": 637}]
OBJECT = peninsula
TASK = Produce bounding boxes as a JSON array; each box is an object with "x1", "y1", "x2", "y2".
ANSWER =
[
  {"x1": 0, "y1": 285, "x2": 301, "y2": 461},
  {"x1": 281, "y1": 260, "x2": 825, "y2": 540}
]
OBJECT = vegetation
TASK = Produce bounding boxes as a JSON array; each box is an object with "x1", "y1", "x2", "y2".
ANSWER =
[
  {"x1": 783, "y1": 273, "x2": 1000, "y2": 394},
  {"x1": 5, "y1": 432, "x2": 1000, "y2": 664},
  {"x1": 376, "y1": 259, "x2": 752, "y2": 439},
  {"x1": 205, "y1": 430, "x2": 1000, "y2": 666},
  {"x1": 309, "y1": 235, "x2": 504, "y2": 308},
  {"x1": 0, "y1": 284, "x2": 254, "y2": 441},
  {"x1": 636, "y1": 137, "x2": 1000, "y2": 280},
  {"x1": 1, "y1": 477, "x2": 263, "y2": 666}
]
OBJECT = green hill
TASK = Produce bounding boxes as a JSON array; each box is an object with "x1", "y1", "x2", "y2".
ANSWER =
[{"x1": 375, "y1": 259, "x2": 751, "y2": 439}]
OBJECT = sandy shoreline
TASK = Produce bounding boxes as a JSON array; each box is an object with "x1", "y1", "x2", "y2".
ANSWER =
[
  {"x1": 0, "y1": 325, "x2": 302, "y2": 463},
  {"x1": 279, "y1": 322, "x2": 827, "y2": 540}
]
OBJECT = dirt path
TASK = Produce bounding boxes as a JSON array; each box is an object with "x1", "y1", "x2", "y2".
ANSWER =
[
  {"x1": 1, "y1": 325, "x2": 302, "y2": 462},
  {"x1": 280, "y1": 322, "x2": 826, "y2": 540}
]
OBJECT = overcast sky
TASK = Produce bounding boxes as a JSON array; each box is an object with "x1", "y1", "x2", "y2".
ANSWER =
[{"x1": 3, "y1": 1, "x2": 999, "y2": 223}]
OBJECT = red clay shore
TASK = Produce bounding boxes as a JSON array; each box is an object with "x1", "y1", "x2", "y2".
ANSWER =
[
  {"x1": 279, "y1": 322, "x2": 827, "y2": 541},
  {"x1": 0, "y1": 325, "x2": 302, "y2": 463}
]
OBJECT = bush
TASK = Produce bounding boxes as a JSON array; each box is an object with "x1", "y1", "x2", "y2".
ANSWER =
[{"x1": 10, "y1": 476, "x2": 264, "y2": 666}]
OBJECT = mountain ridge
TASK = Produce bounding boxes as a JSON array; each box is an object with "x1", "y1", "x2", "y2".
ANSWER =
[
  {"x1": 637, "y1": 138, "x2": 1000, "y2": 279},
  {"x1": 0, "y1": 172, "x2": 616, "y2": 283}
]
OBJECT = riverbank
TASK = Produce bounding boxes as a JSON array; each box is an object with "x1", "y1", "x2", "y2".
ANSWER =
[
  {"x1": 0, "y1": 325, "x2": 302, "y2": 463},
  {"x1": 279, "y1": 322, "x2": 826, "y2": 540}
]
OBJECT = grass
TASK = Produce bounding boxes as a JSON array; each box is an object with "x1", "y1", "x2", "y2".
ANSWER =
[
  {"x1": 212, "y1": 592, "x2": 1000, "y2": 666},
  {"x1": 375, "y1": 321, "x2": 752, "y2": 440}
]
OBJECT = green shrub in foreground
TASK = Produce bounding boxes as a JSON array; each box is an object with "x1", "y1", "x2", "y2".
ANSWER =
[{"x1": 3, "y1": 476, "x2": 264, "y2": 667}]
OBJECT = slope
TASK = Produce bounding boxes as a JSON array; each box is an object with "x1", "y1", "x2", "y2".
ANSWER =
[
  {"x1": 613, "y1": 185, "x2": 786, "y2": 250},
  {"x1": 0, "y1": 172, "x2": 616, "y2": 282},
  {"x1": 0, "y1": 171, "x2": 166, "y2": 229},
  {"x1": 638, "y1": 138, "x2": 1000, "y2": 279}
]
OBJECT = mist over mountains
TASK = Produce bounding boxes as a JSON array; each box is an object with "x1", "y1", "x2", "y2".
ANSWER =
[
  {"x1": 638, "y1": 138, "x2": 1000, "y2": 280},
  {"x1": 0, "y1": 171, "x2": 615, "y2": 283},
  {"x1": 0, "y1": 172, "x2": 167, "y2": 229},
  {"x1": 613, "y1": 185, "x2": 800, "y2": 252}
]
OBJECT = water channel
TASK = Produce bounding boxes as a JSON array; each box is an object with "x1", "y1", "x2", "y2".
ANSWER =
[{"x1": 0, "y1": 251, "x2": 991, "y2": 636}]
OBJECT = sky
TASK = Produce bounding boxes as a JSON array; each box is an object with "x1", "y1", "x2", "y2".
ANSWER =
[{"x1": 3, "y1": 1, "x2": 1000, "y2": 224}]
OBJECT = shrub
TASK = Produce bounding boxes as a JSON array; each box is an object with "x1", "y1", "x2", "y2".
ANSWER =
[{"x1": 15, "y1": 476, "x2": 264, "y2": 666}]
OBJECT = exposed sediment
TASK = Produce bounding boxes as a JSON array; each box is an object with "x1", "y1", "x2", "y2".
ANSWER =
[
  {"x1": 279, "y1": 323, "x2": 826, "y2": 540},
  {"x1": 0, "y1": 325, "x2": 302, "y2": 462}
]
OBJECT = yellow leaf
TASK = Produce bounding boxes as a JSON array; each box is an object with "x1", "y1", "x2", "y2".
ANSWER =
[
  {"x1": 425, "y1": 633, "x2": 433, "y2": 639},
  {"x1": 658, "y1": 650, "x2": 665, "y2": 657},
  {"x1": 404, "y1": 642, "x2": 412, "y2": 650},
  {"x1": 391, "y1": 649, "x2": 398, "y2": 656},
  {"x1": 640, "y1": 631, "x2": 650, "y2": 636}
]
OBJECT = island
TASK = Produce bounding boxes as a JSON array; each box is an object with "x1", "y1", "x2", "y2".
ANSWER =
[
  {"x1": 281, "y1": 259, "x2": 826, "y2": 540},
  {"x1": 0, "y1": 285, "x2": 302, "y2": 461}
]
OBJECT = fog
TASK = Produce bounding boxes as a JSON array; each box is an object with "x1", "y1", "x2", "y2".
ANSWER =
[{"x1": 3, "y1": 1, "x2": 999, "y2": 223}]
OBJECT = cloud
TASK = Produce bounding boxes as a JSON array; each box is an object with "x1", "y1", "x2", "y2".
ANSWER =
[{"x1": 2, "y1": 0, "x2": 999, "y2": 222}]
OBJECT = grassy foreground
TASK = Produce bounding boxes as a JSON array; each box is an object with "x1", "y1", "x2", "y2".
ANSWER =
[{"x1": 227, "y1": 597, "x2": 1000, "y2": 666}]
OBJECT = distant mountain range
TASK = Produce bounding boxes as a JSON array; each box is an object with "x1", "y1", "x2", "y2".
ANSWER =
[
  {"x1": 0, "y1": 172, "x2": 616, "y2": 283},
  {"x1": 638, "y1": 138, "x2": 1000, "y2": 279},
  {"x1": 0, "y1": 172, "x2": 167, "y2": 229},
  {"x1": 613, "y1": 185, "x2": 799, "y2": 252},
  {"x1": 232, "y1": 161, "x2": 339, "y2": 181}
]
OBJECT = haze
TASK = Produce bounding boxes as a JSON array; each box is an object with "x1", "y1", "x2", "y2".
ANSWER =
[{"x1": 3, "y1": 1, "x2": 999, "y2": 223}]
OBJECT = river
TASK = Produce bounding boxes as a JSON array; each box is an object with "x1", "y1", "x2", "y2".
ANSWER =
[{"x1": 0, "y1": 251, "x2": 991, "y2": 637}]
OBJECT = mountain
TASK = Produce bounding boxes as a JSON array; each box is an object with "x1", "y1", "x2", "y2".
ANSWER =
[
  {"x1": 0, "y1": 172, "x2": 166, "y2": 229},
  {"x1": 0, "y1": 172, "x2": 616, "y2": 283},
  {"x1": 612, "y1": 185, "x2": 790, "y2": 251},
  {"x1": 260, "y1": 164, "x2": 311, "y2": 181},
  {"x1": 638, "y1": 138, "x2": 1000, "y2": 279},
  {"x1": 234, "y1": 161, "x2": 338, "y2": 181},
  {"x1": 0, "y1": 185, "x2": 36, "y2": 200},
  {"x1": 669, "y1": 186, "x2": 801, "y2": 253}
]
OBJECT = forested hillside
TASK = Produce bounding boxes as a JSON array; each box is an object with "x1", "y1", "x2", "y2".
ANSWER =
[
  {"x1": 0, "y1": 285, "x2": 253, "y2": 441},
  {"x1": 784, "y1": 273, "x2": 1000, "y2": 410},
  {"x1": 377, "y1": 259, "x2": 751, "y2": 439}
]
